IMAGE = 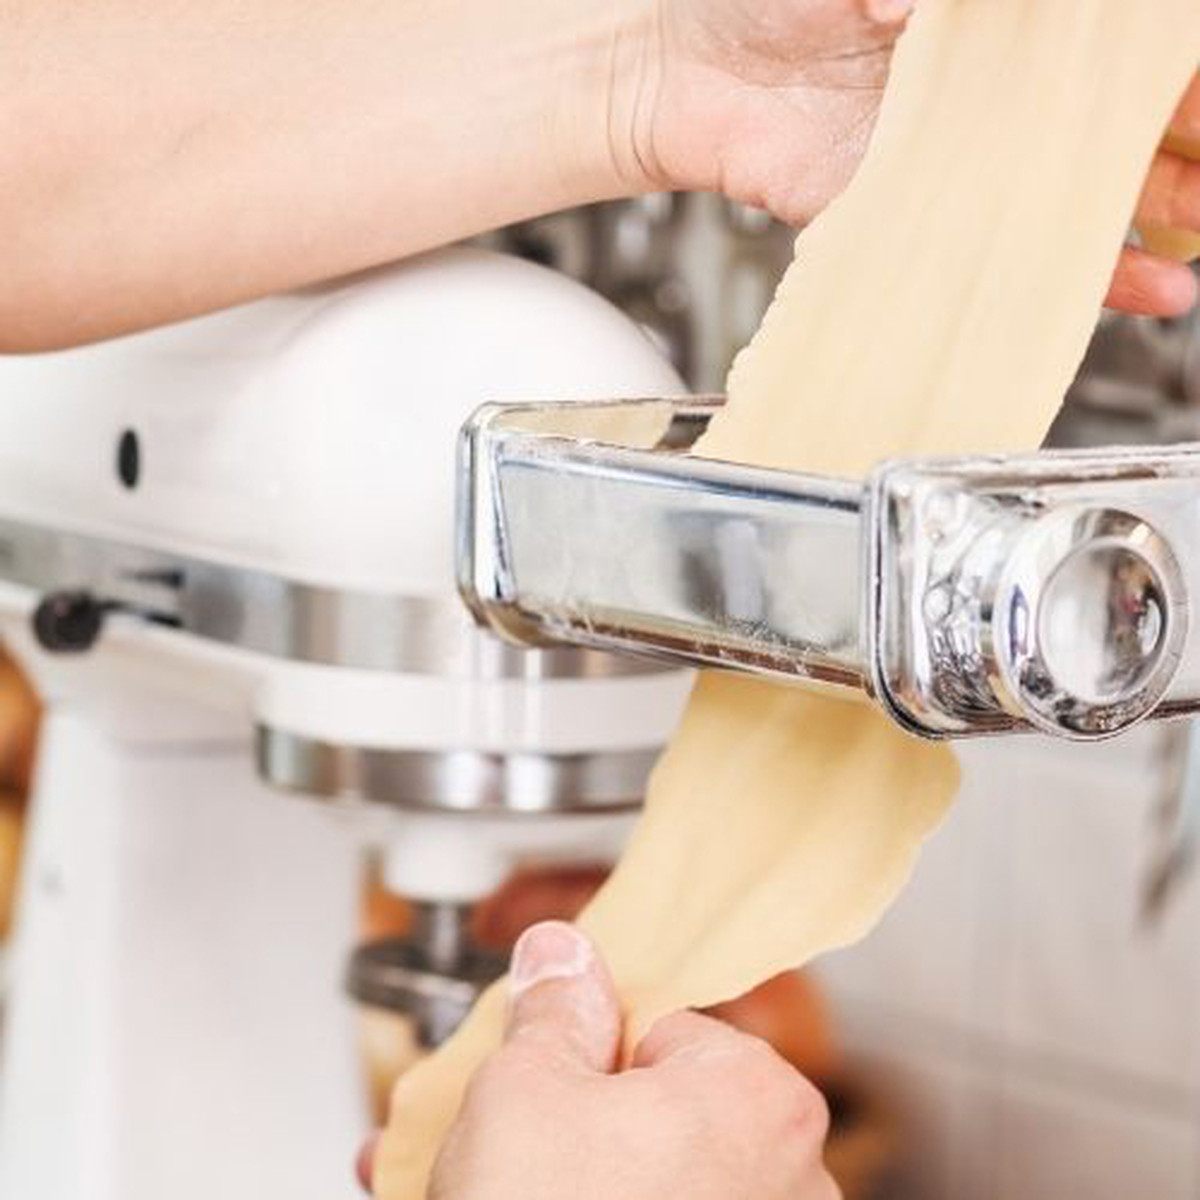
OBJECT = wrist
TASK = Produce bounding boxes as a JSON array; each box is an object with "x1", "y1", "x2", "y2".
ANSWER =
[
  {"x1": 541, "y1": 0, "x2": 664, "y2": 206},
  {"x1": 413, "y1": 0, "x2": 658, "y2": 241},
  {"x1": 379, "y1": 0, "x2": 665, "y2": 249}
]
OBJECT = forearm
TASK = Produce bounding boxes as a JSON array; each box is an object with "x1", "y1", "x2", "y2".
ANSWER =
[{"x1": 0, "y1": 0, "x2": 647, "y2": 350}]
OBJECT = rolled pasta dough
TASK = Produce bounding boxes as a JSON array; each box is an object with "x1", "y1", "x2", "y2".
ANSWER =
[{"x1": 375, "y1": 4, "x2": 1200, "y2": 1195}]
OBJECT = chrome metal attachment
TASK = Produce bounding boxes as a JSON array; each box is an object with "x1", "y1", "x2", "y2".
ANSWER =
[{"x1": 459, "y1": 398, "x2": 1200, "y2": 741}]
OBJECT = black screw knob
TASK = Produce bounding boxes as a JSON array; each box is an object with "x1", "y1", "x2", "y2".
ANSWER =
[{"x1": 32, "y1": 591, "x2": 107, "y2": 653}]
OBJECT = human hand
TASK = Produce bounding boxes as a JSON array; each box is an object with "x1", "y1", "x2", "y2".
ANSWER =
[
  {"x1": 361, "y1": 921, "x2": 837, "y2": 1199},
  {"x1": 607, "y1": 0, "x2": 1199, "y2": 318},
  {"x1": 470, "y1": 869, "x2": 842, "y2": 1081},
  {"x1": 432, "y1": 921, "x2": 837, "y2": 1200}
]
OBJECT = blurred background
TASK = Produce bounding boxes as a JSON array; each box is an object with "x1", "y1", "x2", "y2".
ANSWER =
[{"x1": 2, "y1": 196, "x2": 1199, "y2": 1199}]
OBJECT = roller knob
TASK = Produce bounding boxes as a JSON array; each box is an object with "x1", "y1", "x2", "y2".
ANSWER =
[{"x1": 992, "y1": 507, "x2": 1187, "y2": 737}]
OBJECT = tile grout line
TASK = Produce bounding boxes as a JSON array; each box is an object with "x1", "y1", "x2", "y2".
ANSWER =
[{"x1": 834, "y1": 994, "x2": 1200, "y2": 1120}]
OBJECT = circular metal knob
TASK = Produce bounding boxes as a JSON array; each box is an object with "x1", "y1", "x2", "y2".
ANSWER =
[
  {"x1": 32, "y1": 590, "x2": 107, "y2": 653},
  {"x1": 992, "y1": 507, "x2": 1187, "y2": 738}
]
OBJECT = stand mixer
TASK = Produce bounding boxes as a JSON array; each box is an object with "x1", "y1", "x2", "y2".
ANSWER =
[{"x1": 0, "y1": 247, "x2": 691, "y2": 1200}]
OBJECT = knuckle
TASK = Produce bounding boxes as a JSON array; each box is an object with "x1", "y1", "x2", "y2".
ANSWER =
[
  {"x1": 791, "y1": 1074, "x2": 831, "y2": 1137},
  {"x1": 1141, "y1": 154, "x2": 1191, "y2": 228},
  {"x1": 733, "y1": 1035, "x2": 798, "y2": 1090},
  {"x1": 736, "y1": 1046, "x2": 830, "y2": 1143},
  {"x1": 1166, "y1": 157, "x2": 1191, "y2": 225},
  {"x1": 1157, "y1": 156, "x2": 1200, "y2": 229},
  {"x1": 1177, "y1": 160, "x2": 1200, "y2": 227},
  {"x1": 730, "y1": 1029, "x2": 785, "y2": 1072}
]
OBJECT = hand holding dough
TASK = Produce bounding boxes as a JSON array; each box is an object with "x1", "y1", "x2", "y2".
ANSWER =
[{"x1": 419, "y1": 922, "x2": 836, "y2": 1200}]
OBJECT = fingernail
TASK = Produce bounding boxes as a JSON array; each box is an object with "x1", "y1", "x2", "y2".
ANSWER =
[
  {"x1": 509, "y1": 921, "x2": 592, "y2": 998},
  {"x1": 867, "y1": 0, "x2": 915, "y2": 21}
]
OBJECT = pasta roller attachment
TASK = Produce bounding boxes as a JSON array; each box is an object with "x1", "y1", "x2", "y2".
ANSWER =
[{"x1": 457, "y1": 398, "x2": 1199, "y2": 741}]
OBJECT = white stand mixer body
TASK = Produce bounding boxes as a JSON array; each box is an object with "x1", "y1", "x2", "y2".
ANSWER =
[{"x1": 0, "y1": 249, "x2": 688, "y2": 1199}]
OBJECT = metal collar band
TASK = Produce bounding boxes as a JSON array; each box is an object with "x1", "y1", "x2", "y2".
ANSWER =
[{"x1": 256, "y1": 725, "x2": 656, "y2": 813}]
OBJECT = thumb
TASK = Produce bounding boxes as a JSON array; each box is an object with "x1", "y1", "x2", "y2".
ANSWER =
[{"x1": 503, "y1": 921, "x2": 621, "y2": 1073}]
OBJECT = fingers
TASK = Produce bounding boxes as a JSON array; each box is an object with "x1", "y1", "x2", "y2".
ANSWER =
[
  {"x1": 632, "y1": 1009, "x2": 749, "y2": 1067},
  {"x1": 1137, "y1": 152, "x2": 1200, "y2": 232},
  {"x1": 1168, "y1": 72, "x2": 1199, "y2": 145},
  {"x1": 1115, "y1": 82, "x2": 1200, "y2": 317},
  {"x1": 502, "y1": 921, "x2": 621, "y2": 1073},
  {"x1": 634, "y1": 1010, "x2": 829, "y2": 1137},
  {"x1": 355, "y1": 1130, "x2": 380, "y2": 1194},
  {"x1": 634, "y1": 1010, "x2": 833, "y2": 1190},
  {"x1": 1106, "y1": 246, "x2": 1197, "y2": 318}
]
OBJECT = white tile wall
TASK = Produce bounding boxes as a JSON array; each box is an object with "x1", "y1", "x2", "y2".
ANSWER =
[
  {"x1": 999, "y1": 743, "x2": 1200, "y2": 1092},
  {"x1": 993, "y1": 1071, "x2": 1195, "y2": 1200},
  {"x1": 815, "y1": 727, "x2": 1200, "y2": 1200}
]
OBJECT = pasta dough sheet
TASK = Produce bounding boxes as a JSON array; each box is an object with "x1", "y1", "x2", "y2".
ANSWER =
[{"x1": 375, "y1": 4, "x2": 1200, "y2": 1195}]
